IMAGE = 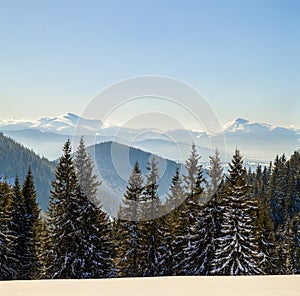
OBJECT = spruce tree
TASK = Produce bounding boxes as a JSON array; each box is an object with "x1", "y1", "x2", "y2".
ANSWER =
[
  {"x1": 207, "y1": 149, "x2": 224, "y2": 197},
  {"x1": 138, "y1": 156, "x2": 164, "y2": 276},
  {"x1": 185, "y1": 150, "x2": 225, "y2": 276},
  {"x1": 74, "y1": 137, "x2": 100, "y2": 204},
  {"x1": 0, "y1": 177, "x2": 15, "y2": 280},
  {"x1": 116, "y1": 161, "x2": 144, "y2": 277},
  {"x1": 160, "y1": 167, "x2": 185, "y2": 276},
  {"x1": 212, "y1": 149, "x2": 260, "y2": 275},
  {"x1": 269, "y1": 154, "x2": 289, "y2": 230},
  {"x1": 18, "y1": 167, "x2": 42, "y2": 279},
  {"x1": 289, "y1": 215, "x2": 300, "y2": 274},
  {"x1": 256, "y1": 205, "x2": 278, "y2": 274},
  {"x1": 9, "y1": 176, "x2": 25, "y2": 279},
  {"x1": 175, "y1": 144, "x2": 205, "y2": 275},
  {"x1": 183, "y1": 151, "x2": 224, "y2": 276},
  {"x1": 46, "y1": 140, "x2": 113, "y2": 279}
]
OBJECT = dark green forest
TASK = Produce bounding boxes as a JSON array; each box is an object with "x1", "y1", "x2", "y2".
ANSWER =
[
  {"x1": 0, "y1": 136, "x2": 299, "y2": 280},
  {"x1": 0, "y1": 133, "x2": 55, "y2": 210}
]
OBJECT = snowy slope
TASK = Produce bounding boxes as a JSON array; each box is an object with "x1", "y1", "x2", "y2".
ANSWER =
[
  {"x1": 214, "y1": 118, "x2": 300, "y2": 161},
  {"x1": 0, "y1": 276, "x2": 299, "y2": 296},
  {"x1": 0, "y1": 113, "x2": 101, "y2": 135}
]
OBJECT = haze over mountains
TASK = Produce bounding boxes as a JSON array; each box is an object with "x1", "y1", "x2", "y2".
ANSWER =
[
  {"x1": 1, "y1": 113, "x2": 299, "y2": 162},
  {"x1": 0, "y1": 132, "x2": 183, "y2": 216}
]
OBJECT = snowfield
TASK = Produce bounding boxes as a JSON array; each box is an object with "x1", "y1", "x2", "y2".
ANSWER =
[{"x1": 0, "y1": 276, "x2": 299, "y2": 296}]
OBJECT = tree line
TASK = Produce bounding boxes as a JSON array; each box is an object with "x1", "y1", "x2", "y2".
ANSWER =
[{"x1": 0, "y1": 139, "x2": 299, "y2": 280}]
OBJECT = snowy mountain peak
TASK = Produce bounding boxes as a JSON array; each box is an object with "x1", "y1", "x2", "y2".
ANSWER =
[
  {"x1": 61, "y1": 113, "x2": 80, "y2": 121},
  {"x1": 234, "y1": 118, "x2": 249, "y2": 125},
  {"x1": 223, "y1": 118, "x2": 250, "y2": 132}
]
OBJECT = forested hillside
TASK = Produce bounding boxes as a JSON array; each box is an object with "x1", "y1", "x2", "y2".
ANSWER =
[
  {"x1": 0, "y1": 138, "x2": 299, "y2": 280},
  {"x1": 0, "y1": 132, "x2": 55, "y2": 209}
]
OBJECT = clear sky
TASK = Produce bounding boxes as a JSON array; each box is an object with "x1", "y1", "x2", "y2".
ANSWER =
[{"x1": 0, "y1": 0, "x2": 299, "y2": 128}]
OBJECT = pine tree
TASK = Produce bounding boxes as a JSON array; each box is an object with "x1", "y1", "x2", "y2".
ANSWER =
[
  {"x1": 186, "y1": 150, "x2": 225, "y2": 276},
  {"x1": 269, "y1": 154, "x2": 289, "y2": 230},
  {"x1": 256, "y1": 205, "x2": 278, "y2": 274},
  {"x1": 182, "y1": 143, "x2": 205, "y2": 227},
  {"x1": 74, "y1": 137, "x2": 100, "y2": 204},
  {"x1": 207, "y1": 149, "x2": 224, "y2": 198},
  {"x1": 9, "y1": 176, "x2": 25, "y2": 279},
  {"x1": 286, "y1": 151, "x2": 300, "y2": 219},
  {"x1": 185, "y1": 152, "x2": 224, "y2": 276},
  {"x1": 212, "y1": 149, "x2": 260, "y2": 275},
  {"x1": 17, "y1": 167, "x2": 42, "y2": 279},
  {"x1": 36, "y1": 216, "x2": 49, "y2": 278},
  {"x1": 165, "y1": 167, "x2": 185, "y2": 212},
  {"x1": 0, "y1": 176, "x2": 15, "y2": 280},
  {"x1": 159, "y1": 167, "x2": 185, "y2": 276},
  {"x1": 250, "y1": 165, "x2": 278, "y2": 274},
  {"x1": 175, "y1": 144, "x2": 205, "y2": 275},
  {"x1": 289, "y1": 215, "x2": 300, "y2": 274},
  {"x1": 138, "y1": 156, "x2": 164, "y2": 277},
  {"x1": 116, "y1": 161, "x2": 144, "y2": 277},
  {"x1": 45, "y1": 140, "x2": 113, "y2": 279},
  {"x1": 276, "y1": 214, "x2": 300, "y2": 275}
]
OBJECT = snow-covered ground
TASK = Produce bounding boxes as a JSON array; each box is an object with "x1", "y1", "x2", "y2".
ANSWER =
[{"x1": 0, "y1": 276, "x2": 299, "y2": 296}]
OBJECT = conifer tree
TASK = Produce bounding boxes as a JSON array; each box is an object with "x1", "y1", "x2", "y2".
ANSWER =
[
  {"x1": 160, "y1": 167, "x2": 185, "y2": 276},
  {"x1": 256, "y1": 205, "x2": 278, "y2": 274},
  {"x1": 212, "y1": 149, "x2": 260, "y2": 275},
  {"x1": 0, "y1": 177, "x2": 15, "y2": 280},
  {"x1": 165, "y1": 167, "x2": 185, "y2": 212},
  {"x1": 207, "y1": 149, "x2": 223, "y2": 198},
  {"x1": 36, "y1": 216, "x2": 49, "y2": 278},
  {"x1": 184, "y1": 151, "x2": 224, "y2": 276},
  {"x1": 18, "y1": 167, "x2": 42, "y2": 279},
  {"x1": 286, "y1": 151, "x2": 300, "y2": 219},
  {"x1": 116, "y1": 161, "x2": 144, "y2": 277},
  {"x1": 74, "y1": 137, "x2": 100, "y2": 204},
  {"x1": 289, "y1": 215, "x2": 300, "y2": 274},
  {"x1": 9, "y1": 176, "x2": 25, "y2": 279},
  {"x1": 46, "y1": 140, "x2": 113, "y2": 279},
  {"x1": 276, "y1": 214, "x2": 300, "y2": 275},
  {"x1": 269, "y1": 154, "x2": 289, "y2": 230},
  {"x1": 138, "y1": 157, "x2": 164, "y2": 276},
  {"x1": 175, "y1": 144, "x2": 205, "y2": 275},
  {"x1": 182, "y1": 143, "x2": 205, "y2": 227}
]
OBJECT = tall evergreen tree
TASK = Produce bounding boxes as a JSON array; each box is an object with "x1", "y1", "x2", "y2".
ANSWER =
[
  {"x1": 269, "y1": 154, "x2": 289, "y2": 230},
  {"x1": 212, "y1": 149, "x2": 260, "y2": 275},
  {"x1": 256, "y1": 205, "x2": 278, "y2": 274},
  {"x1": 74, "y1": 137, "x2": 100, "y2": 204},
  {"x1": 249, "y1": 164, "x2": 278, "y2": 274},
  {"x1": 160, "y1": 167, "x2": 185, "y2": 276},
  {"x1": 182, "y1": 143, "x2": 205, "y2": 225},
  {"x1": 45, "y1": 140, "x2": 113, "y2": 279},
  {"x1": 138, "y1": 156, "x2": 164, "y2": 276},
  {"x1": 288, "y1": 215, "x2": 300, "y2": 274},
  {"x1": 286, "y1": 151, "x2": 300, "y2": 219},
  {"x1": 116, "y1": 161, "x2": 144, "y2": 277},
  {"x1": 9, "y1": 176, "x2": 25, "y2": 279},
  {"x1": 0, "y1": 177, "x2": 15, "y2": 280},
  {"x1": 207, "y1": 149, "x2": 224, "y2": 198},
  {"x1": 174, "y1": 144, "x2": 205, "y2": 275},
  {"x1": 185, "y1": 151, "x2": 224, "y2": 276},
  {"x1": 17, "y1": 167, "x2": 42, "y2": 279}
]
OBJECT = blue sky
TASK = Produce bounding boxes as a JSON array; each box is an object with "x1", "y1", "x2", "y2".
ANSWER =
[{"x1": 0, "y1": 0, "x2": 299, "y2": 128}]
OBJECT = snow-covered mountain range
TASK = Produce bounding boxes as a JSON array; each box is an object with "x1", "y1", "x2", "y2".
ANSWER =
[{"x1": 1, "y1": 113, "x2": 299, "y2": 162}]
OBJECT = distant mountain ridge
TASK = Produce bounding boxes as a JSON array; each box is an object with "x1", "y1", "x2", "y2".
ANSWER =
[
  {"x1": 1, "y1": 114, "x2": 300, "y2": 162},
  {"x1": 0, "y1": 132, "x2": 186, "y2": 216},
  {"x1": 89, "y1": 141, "x2": 186, "y2": 217}
]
